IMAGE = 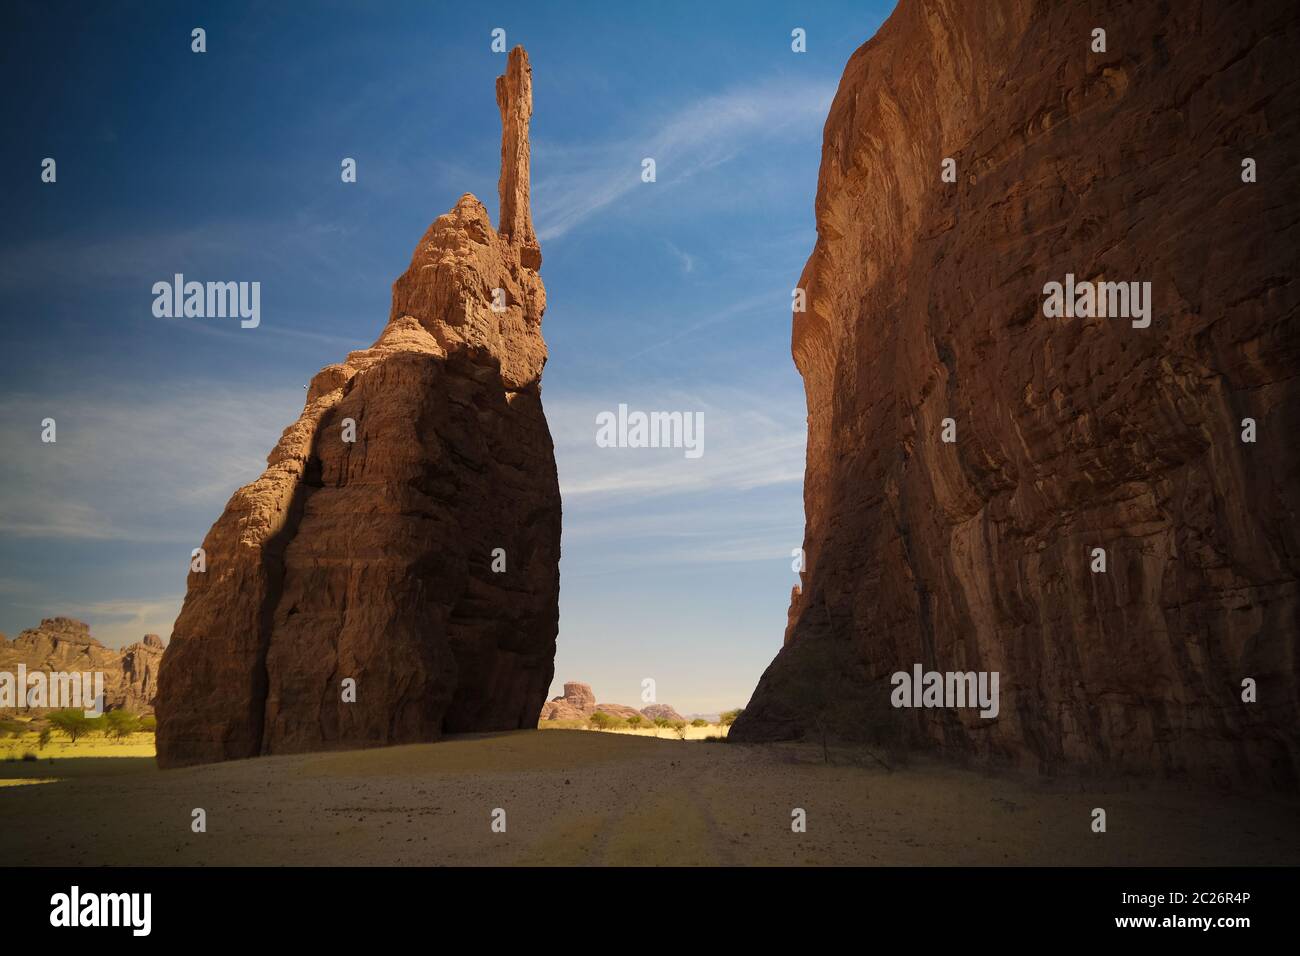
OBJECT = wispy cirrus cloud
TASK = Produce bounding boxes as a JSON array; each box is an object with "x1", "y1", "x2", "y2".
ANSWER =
[
  {"x1": 0, "y1": 383, "x2": 302, "y2": 543},
  {"x1": 665, "y1": 241, "x2": 695, "y2": 274},
  {"x1": 533, "y1": 77, "x2": 836, "y2": 241},
  {"x1": 543, "y1": 384, "x2": 806, "y2": 573},
  {"x1": 55, "y1": 597, "x2": 182, "y2": 648},
  {"x1": 548, "y1": 386, "x2": 805, "y2": 502}
]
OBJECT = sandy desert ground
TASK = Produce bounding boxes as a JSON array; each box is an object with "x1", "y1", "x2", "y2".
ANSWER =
[{"x1": 1, "y1": 730, "x2": 1296, "y2": 866}]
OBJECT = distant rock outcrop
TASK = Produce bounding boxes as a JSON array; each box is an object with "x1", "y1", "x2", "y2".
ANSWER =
[
  {"x1": 640, "y1": 704, "x2": 685, "y2": 723},
  {"x1": 0, "y1": 618, "x2": 164, "y2": 714},
  {"x1": 537, "y1": 681, "x2": 686, "y2": 725},
  {"x1": 732, "y1": 0, "x2": 1300, "y2": 790},
  {"x1": 592, "y1": 703, "x2": 643, "y2": 721},
  {"x1": 538, "y1": 681, "x2": 596, "y2": 720},
  {"x1": 156, "y1": 47, "x2": 561, "y2": 768}
]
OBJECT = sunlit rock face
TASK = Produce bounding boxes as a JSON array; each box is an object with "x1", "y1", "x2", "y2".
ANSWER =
[
  {"x1": 733, "y1": 1, "x2": 1300, "y2": 790},
  {"x1": 0, "y1": 618, "x2": 164, "y2": 715},
  {"x1": 156, "y1": 47, "x2": 561, "y2": 769}
]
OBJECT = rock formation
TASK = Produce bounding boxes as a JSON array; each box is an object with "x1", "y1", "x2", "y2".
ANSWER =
[
  {"x1": 156, "y1": 46, "x2": 561, "y2": 768},
  {"x1": 733, "y1": 0, "x2": 1300, "y2": 790},
  {"x1": 538, "y1": 681, "x2": 597, "y2": 720},
  {"x1": 0, "y1": 618, "x2": 164, "y2": 714},
  {"x1": 536, "y1": 681, "x2": 687, "y2": 724},
  {"x1": 591, "y1": 703, "x2": 644, "y2": 722},
  {"x1": 639, "y1": 704, "x2": 685, "y2": 723}
]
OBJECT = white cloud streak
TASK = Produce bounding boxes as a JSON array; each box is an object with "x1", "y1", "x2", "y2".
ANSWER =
[
  {"x1": 533, "y1": 77, "x2": 836, "y2": 240},
  {"x1": 549, "y1": 386, "x2": 805, "y2": 503},
  {"x1": 0, "y1": 384, "x2": 302, "y2": 542}
]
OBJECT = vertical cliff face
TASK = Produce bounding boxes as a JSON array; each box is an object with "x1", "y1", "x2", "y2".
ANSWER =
[
  {"x1": 733, "y1": 1, "x2": 1300, "y2": 789},
  {"x1": 156, "y1": 47, "x2": 561, "y2": 768}
]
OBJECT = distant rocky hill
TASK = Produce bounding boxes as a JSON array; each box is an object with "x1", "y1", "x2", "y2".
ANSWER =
[
  {"x1": 538, "y1": 682, "x2": 685, "y2": 724},
  {"x1": 639, "y1": 703, "x2": 686, "y2": 723},
  {"x1": 0, "y1": 617, "x2": 165, "y2": 715}
]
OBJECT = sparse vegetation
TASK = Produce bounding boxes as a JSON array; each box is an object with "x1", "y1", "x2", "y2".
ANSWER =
[
  {"x1": 0, "y1": 711, "x2": 157, "y2": 761},
  {"x1": 536, "y1": 718, "x2": 587, "y2": 731},
  {"x1": 720, "y1": 708, "x2": 743, "y2": 729},
  {"x1": 538, "y1": 713, "x2": 726, "y2": 740}
]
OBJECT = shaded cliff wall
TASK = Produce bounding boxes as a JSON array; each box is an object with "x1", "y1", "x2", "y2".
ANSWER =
[{"x1": 733, "y1": 1, "x2": 1300, "y2": 790}]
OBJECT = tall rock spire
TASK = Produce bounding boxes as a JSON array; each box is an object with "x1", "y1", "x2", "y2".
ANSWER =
[
  {"x1": 496, "y1": 45, "x2": 541, "y2": 270},
  {"x1": 155, "y1": 45, "x2": 560, "y2": 768}
]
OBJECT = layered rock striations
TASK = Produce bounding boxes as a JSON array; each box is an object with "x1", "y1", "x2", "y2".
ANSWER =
[
  {"x1": 156, "y1": 47, "x2": 561, "y2": 768},
  {"x1": 733, "y1": 1, "x2": 1300, "y2": 789},
  {"x1": 0, "y1": 618, "x2": 164, "y2": 715}
]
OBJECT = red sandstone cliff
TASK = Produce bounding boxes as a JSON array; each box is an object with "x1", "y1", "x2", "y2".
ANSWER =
[
  {"x1": 156, "y1": 47, "x2": 560, "y2": 768},
  {"x1": 732, "y1": 1, "x2": 1300, "y2": 790}
]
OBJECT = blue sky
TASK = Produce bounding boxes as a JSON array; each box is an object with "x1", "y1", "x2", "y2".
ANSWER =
[{"x1": 0, "y1": 0, "x2": 894, "y2": 715}]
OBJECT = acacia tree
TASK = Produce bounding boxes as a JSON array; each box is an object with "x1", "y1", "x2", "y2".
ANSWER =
[{"x1": 47, "y1": 709, "x2": 90, "y2": 744}]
